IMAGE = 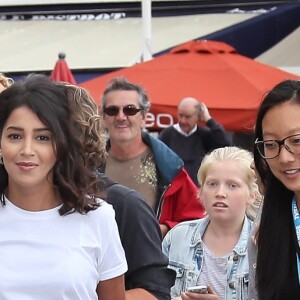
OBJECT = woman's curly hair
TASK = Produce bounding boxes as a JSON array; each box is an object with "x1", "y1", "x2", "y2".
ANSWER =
[
  {"x1": 0, "y1": 74, "x2": 102, "y2": 215},
  {"x1": 62, "y1": 83, "x2": 106, "y2": 169}
]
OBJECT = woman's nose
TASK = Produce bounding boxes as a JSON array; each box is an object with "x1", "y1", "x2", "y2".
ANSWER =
[
  {"x1": 277, "y1": 144, "x2": 295, "y2": 163},
  {"x1": 20, "y1": 139, "x2": 35, "y2": 156}
]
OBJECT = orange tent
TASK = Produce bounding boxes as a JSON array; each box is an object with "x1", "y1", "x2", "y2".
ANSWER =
[
  {"x1": 80, "y1": 40, "x2": 300, "y2": 132},
  {"x1": 50, "y1": 52, "x2": 77, "y2": 85}
]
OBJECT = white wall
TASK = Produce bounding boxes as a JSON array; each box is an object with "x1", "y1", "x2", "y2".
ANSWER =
[{"x1": 0, "y1": 13, "x2": 255, "y2": 72}]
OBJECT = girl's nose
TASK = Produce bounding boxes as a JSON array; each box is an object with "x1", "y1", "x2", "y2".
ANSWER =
[{"x1": 216, "y1": 186, "x2": 227, "y2": 198}]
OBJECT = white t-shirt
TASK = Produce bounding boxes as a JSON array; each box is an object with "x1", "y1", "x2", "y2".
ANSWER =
[{"x1": 0, "y1": 197, "x2": 127, "y2": 300}]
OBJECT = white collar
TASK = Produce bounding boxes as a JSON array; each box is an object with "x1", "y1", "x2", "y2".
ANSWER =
[{"x1": 173, "y1": 123, "x2": 197, "y2": 137}]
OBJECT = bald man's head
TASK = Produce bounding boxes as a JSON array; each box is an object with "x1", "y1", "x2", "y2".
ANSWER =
[
  {"x1": 178, "y1": 97, "x2": 200, "y2": 109},
  {"x1": 177, "y1": 97, "x2": 201, "y2": 133}
]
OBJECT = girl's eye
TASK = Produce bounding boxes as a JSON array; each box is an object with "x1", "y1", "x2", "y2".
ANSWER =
[
  {"x1": 229, "y1": 183, "x2": 238, "y2": 189},
  {"x1": 207, "y1": 182, "x2": 217, "y2": 187}
]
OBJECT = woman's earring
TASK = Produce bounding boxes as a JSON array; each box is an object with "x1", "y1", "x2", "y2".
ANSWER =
[{"x1": 0, "y1": 156, "x2": 3, "y2": 165}]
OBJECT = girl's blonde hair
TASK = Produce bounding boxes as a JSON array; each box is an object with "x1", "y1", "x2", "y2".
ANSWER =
[{"x1": 197, "y1": 146, "x2": 263, "y2": 221}]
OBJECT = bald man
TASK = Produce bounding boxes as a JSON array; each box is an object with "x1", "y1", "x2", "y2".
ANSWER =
[{"x1": 159, "y1": 97, "x2": 231, "y2": 185}]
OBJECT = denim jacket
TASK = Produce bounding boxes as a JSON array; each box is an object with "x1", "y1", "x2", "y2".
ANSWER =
[{"x1": 162, "y1": 216, "x2": 252, "y2": 300}]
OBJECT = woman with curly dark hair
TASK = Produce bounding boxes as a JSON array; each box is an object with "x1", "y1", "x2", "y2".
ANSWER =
[{"x1": 0, "y1": 74, "x2": 127, "y2": 300}]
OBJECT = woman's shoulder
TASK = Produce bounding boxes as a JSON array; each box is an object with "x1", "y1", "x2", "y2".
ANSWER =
[
  {"x1": 91, "y1": 199, "x2": 114, "y2": 215},
  {"x1": 83, "y1": 199, "x2": 116, "y2": 226}
]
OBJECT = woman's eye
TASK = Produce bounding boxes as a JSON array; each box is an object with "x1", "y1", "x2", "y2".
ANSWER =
[
  {"x1": 37, "y1": 135, "x2": 51, "y2": 141},
  {"x1": 292, "y1": 138, "x2": 300, "y2": 145},
  {"x1": 7, "y1": 134, "x2": 21, "y2": 140},
  {"x1": 264, "y1": 141, "x2": 277, "y2": 149},
  {"x1": 207, "y1": 182, "x2": 216, "y2": 187}
]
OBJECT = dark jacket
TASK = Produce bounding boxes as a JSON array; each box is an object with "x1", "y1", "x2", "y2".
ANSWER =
[{"x1": 100, "y1": 174, "x2": 175, "y2": 299}]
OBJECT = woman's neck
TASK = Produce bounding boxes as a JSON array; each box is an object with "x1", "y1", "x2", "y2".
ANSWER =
[{"x1": 6, "y1": 184, "x2": 62, "y2": 211}]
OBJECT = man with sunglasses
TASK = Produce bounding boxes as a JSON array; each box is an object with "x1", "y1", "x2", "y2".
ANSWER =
[{"x1": 99, "y1": 77, "x2": 205, "y2": 237}]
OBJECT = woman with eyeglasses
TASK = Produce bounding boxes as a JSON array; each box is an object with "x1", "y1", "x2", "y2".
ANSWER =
[{"x1": 253, "y1": 79, "x2": 300, "y2": 299}]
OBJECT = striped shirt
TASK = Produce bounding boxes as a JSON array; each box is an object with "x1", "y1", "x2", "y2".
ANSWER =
[{"x1": 197, "y1": 243, "x2": 230, "y2": 300}]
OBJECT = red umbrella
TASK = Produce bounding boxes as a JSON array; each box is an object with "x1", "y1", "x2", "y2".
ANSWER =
[
  {"x1": 80, "y1": 40, "x2": 300, "y2": 132},
  {"x1": 50, "y1": 52, "x2": 77, "y2": 85}
]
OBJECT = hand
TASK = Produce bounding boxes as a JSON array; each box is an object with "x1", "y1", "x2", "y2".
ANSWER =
[
  {"x1": 197, "y1": 103, "x2": 211, "y2": 123},
  {"x1": 180, "y1": 285, "x2": 219, "y2": 300}
]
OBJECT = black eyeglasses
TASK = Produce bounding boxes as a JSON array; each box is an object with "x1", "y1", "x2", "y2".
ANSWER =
[
  {"x1": 255, "y1": 133, "x2": 300, "y2": 159},
  {"x1": 103, "y1": 105, "x2": 142, "y2": 116}
]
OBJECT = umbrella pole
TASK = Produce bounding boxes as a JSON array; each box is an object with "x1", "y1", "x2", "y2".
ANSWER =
[{"x1": 142, "y1": 0, "x2": 152, "y2": 62}]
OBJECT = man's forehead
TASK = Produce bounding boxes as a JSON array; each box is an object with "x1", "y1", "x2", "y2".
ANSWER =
[
  {"x1": 178, "y1": 105, "x2": 197, "y2": 115},
  {"x1": 106, "y1": 90, "x2": 139, "y2": 101}
]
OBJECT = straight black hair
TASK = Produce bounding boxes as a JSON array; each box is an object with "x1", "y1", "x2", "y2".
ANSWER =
[{"x1": 254, "y1": 79, "x2": 300, "y2": 299}]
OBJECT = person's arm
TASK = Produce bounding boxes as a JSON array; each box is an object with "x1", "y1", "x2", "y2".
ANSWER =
[
  {"x1": 126, "y1": 288, "x2": 158, "y2": 299},
  {"x1": 94, "y1": 202, "x2": 128, "y2": 300},
  {"x1": 204, "y1": 118, "x2": 231, "y2": 146},
  {"x1": 197, "y1": 102, "x2": 212, "y2": 123},
  {"x1": 105, "y1": 181, "x2": 175, "y2": 300},
  {"x1": 97, "y1": 275, "x2": 126, "y2": 300},
  {"x1": 197, "y1": 103, "x2": 231, "y2": 148}
]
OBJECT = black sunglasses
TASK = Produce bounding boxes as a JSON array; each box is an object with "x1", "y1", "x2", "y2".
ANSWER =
[{"x1": 103, "y1": 105, "x2": 142, "y2": 116}]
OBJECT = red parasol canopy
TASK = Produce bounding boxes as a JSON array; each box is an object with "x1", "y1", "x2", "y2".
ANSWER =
[
  {"x1": 80, "y1": 40, "x2": 300, "y2": 132},
  {"x1": 50, "y1": 52, "x2": 77, "y2": 85}
]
